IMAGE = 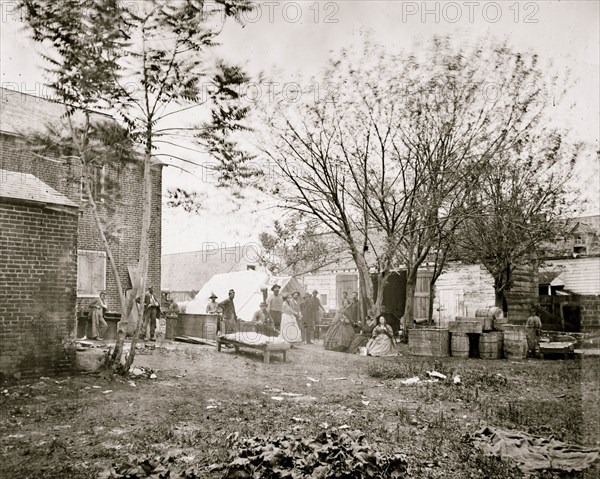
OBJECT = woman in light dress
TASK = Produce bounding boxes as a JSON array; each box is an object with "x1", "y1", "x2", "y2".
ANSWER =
[
  {"x1": 279, "y1": 293, "x2": 303, "y2": 344},
  {"x1": 365, "y1": 316, "x2": 396, "y2": 356}
]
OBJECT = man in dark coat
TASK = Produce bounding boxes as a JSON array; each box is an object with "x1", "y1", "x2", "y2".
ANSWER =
[
  {"x1": 218, "y1": 289, "x2": 237, "y2": 334},
  {"x1": 137, "y1": 286, "x2": 161, "y2": 341}
]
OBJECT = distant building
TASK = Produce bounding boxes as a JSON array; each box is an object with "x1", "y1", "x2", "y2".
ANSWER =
[{"x1": 162, "y1": 244, "x2": 264, "y2": 303}]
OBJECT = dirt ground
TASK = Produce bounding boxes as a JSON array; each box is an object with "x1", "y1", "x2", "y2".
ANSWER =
[{"x1": 1, "y1": 339, "x2": 599, "y2": 478}]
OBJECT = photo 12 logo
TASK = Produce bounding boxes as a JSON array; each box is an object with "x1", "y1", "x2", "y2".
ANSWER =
[{"x1": 401, "y1": 1, "x2": 540, "y2": 24}]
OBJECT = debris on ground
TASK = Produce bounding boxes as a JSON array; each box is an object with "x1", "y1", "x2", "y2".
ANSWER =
[
  {"x1": 400, "y1": 377, "x2": 421, "y2": 385},
  {"x1": 173, "y1": 335, "x2": 217, "y2": 347},
  {"x1": 128, "y1": 366, "x2": 158, "y2": 380},
  {"x1": 472, "y1": 426, "x2": 600, "y2": 474},
  {"x1": 427, "y1": 371, "x2": 447, "y2": 380}
]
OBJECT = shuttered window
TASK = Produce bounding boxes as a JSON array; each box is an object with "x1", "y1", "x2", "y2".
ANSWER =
[{"x1": 77, "y1": 250, "x2": 107, "y2": 297}]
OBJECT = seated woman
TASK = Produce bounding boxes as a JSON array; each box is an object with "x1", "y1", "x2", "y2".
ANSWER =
[
  {"x1": 323, "y1": 312, "x2": 356, "y2": 352},
  {"x1": 347, "y1": 315, "x2": 376, "y2": 354},
  {"x1": 366, "y1": 316, "x2": 396, "y2": 356}
]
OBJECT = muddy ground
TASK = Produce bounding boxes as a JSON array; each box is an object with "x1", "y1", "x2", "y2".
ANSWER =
[{"x1": 1, "y1": 340, "x2": 599, "y2": 478}]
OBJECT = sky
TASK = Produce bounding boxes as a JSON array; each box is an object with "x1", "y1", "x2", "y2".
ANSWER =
[{"x1": 1, "y1": 0, "x2": 599, "y2": 254}]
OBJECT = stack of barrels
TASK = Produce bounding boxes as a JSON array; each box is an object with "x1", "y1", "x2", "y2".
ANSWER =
[
  {"x1": 476, "y1": 307, "x2": 504, "y2": 360},
  {"x1": 448, "y1": 307, "x2": 526, "y2": 360}
]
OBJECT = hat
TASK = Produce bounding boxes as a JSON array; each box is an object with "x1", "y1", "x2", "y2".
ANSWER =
[
  {"x1": 312, "y1": 289, "x2": 319, "y2": 294},
  {"x1": 292, "y1": 291, "x2": 301, "y2": 297},
  {"x1": 271, "y1": 284, "x2": 281, "y2": 291},
  {"x1": 260, "y1": 302, "x2": 267, "y2": 307},
  {"x1": 228, "y1": 289, "x2": 235, "y2": 294},
  {"x1": 209, "y1": 293, "x2": 217, "y2": 299}
]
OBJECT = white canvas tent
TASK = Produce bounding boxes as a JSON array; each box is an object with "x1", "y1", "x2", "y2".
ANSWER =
[{"x1": 185, "y1": 270, "x2": 307, "y2": 321}]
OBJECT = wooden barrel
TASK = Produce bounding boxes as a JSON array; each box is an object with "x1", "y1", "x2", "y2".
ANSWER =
[
  {"x1": 479, "y1": 332, "x2": 503, "y2": 359},
  {"x1": 503, "y1": 330, "x2": 527, "y2": 359},
  {"x1": 475, "y1": 307, "x2": 504, "y2": 320},
  {"x1": 451, "y1": 334, "x2": 470, "y2": 358}
]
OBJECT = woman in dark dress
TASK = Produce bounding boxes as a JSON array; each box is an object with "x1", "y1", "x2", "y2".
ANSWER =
[
  {"x1": 347, "y1": 315, "x2": 376, "y2": 354},
  {"x1": 323, "y1": 312, "x2": 356, "y2": 352}
]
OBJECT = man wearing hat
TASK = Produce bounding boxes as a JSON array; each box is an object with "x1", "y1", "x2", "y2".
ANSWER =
[
  {"x1": 218, "y1": 289, "x2": 237, "y2": 334},
  {"x1": 305, "y1": 290, "x2": 325, "y2": 343},
  {"x1": 206, "y1": 293, "x2": 220, "y2": 314},
  {"x1": 252, "y1": 301, "x2": 276, "y2": 336},
  {"x1": 267, "y1": 284, "x2": 284, "y2": 331}
]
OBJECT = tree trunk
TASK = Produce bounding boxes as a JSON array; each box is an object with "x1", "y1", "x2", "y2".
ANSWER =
[
  {"x1": 374, "y1": 271, "x2": 391, "y2": 316},
  {"x1": 122, "y1": 150, "x2": 154, "y2": 373},
  {"x1": 353, "y1": 251, "x2": 375, "y2": 325},
  {"x1": 427, "y1": 279, "x2": 436, "y2": 324},
  {"x1": 402, "y1": 268, "x2": 418, "y2": 341}
]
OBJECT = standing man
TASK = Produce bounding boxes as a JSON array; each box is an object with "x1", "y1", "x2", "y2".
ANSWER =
[
  {"x1": 341, "y1": 291, "x2": 351, "y2": 311},
  {"x1": 347, "y1": 292, "x2": 360, "y2": 326},
  {"x1": 218, "y1": 289, "x2": 237, "y2": 334},
  {"x1": 206, "y1": 293, "x2": 220, "y2": 314},
  {"x1": 526, "y1": 305, "x2": 543, "y2": 357},
  {"x1": 267, "y1": 284, "x2": 283, "y2": 331},
  {"x1": 307, "y1": 290, "x2": 325, "y2": 343},
  {"x1": 300, "y1": 293, "x2": 314, "y2": 344},
  {"x1": 137, "y1": 286, "x2": 161, "y2": 341}
]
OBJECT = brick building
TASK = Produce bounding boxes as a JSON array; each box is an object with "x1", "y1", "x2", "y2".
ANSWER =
[
  {"x1": 0, "y1": 169, "x2": 79, "y2": 380},
  {"x1": 0, "y1": 88, "x2": 163, "y2": 378}
]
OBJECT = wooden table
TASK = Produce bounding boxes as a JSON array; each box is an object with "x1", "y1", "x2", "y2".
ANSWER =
[
  {"x1": 539, "y1": 341, "x2": 576, "y2": 360},
  {"x1": 217, "y1": 336, "x2": 290, "y2": 364}
]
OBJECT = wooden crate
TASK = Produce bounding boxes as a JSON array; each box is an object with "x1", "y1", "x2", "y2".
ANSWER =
[
  {"x1": 409, "y1": 328, "x2": 450, "y2": 357},
  {"x1": 448, "y1": 320, "x2": 483, "y2": 334},
  {"x1": 456, "y1": 316, "x2": 492, "y2": 332},
  {"x1": 493, "y1": 317, "x2": 509, "y2": 331}
]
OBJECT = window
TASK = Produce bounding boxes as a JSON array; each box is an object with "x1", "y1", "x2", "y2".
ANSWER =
[
  {"x1": 77, "y1": 250, "x2": 106, "y2": 297},
  {"x1": 247, "y1": 265, "x2": 256, "y2": 271},
  {"x1": 320, "y1": 294, "x2": 328, "y2": 305}
]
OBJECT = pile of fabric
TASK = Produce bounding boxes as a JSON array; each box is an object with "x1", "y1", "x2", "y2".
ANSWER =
[
  {"x1": 472, "y1": 426, "x2": 600, "y2": 474},
  {"x1": 221, "y1": 332, "x2": 288, "y2": 346}
]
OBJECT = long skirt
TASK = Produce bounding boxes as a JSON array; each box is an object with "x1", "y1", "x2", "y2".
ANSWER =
[
  {"x1": 347, "y1": 334, "x2": 370, "y2": 354},
  {"x1": 279, "y1": 313, "x2": 302, "y2": 343},
  {"x1": 366, "y1": 334, "x2": 395, "y2": 357},
  {"x1": 324, "y1": 320, "x2": 355, "y2": 352},
  {"x1": 89, "y1": 308, "x2": 107, "y2": 339}
]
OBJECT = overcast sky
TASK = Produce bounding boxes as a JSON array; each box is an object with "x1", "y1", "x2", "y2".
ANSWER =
[{"x1": 1, "y1": 0, "x2": 598, "y2": 254}]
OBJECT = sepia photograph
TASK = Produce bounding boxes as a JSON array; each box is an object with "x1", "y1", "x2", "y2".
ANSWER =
[{"x1": 0, "y1": 1, "x2": 599, "y2": 477}]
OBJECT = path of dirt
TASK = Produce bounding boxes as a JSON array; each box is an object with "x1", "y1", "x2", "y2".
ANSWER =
[{"x1": 1, "y1": 339, "x2": 598, "y2": 478}]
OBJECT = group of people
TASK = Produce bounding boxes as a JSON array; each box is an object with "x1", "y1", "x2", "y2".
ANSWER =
[
  {"x1": 323, "y1": 310, "x2": 397, "y2": 357},
  {"x1": 83, "y1": 286, "x2": 161, "y2": 341},
  {"x1": 206, "y1": 284, "x2": 326, "y2": 345}
]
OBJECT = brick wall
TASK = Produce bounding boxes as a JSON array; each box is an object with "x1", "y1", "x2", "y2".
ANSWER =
[
  {"x1": 0, "y1": 134, "x2": 163, "y2": 331},
  {"x1": 0, "y1": 199, "x2": 78, "y2": 381}
]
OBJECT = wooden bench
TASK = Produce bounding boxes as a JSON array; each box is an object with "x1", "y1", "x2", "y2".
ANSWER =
[{"x1": 216, "y1": 336, "x2": 290, "y2": 364}]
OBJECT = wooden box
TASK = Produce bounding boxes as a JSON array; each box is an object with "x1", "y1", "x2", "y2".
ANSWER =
[
  {"x1": 456, "y1": 316, "x2": 492, "y2": 332},
  {"x1": 409, "y1": 328, "x2": 450, "y2": 357},
  {"x1": 448, "y1": 320, "x2": 483, "y2": 334}
]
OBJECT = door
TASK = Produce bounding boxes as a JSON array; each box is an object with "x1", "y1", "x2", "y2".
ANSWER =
[
  {"x1": 336, "y1": 274, "x2": 358, "y2": 311},
  {"x1": 436, "y1": 288, "x2": 465, "y2": 326},
  {"x1": 414, "y1": 271, "x2": 433, "y2": 322}
]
